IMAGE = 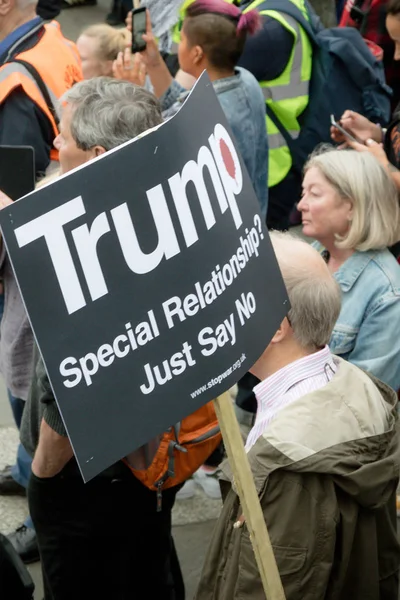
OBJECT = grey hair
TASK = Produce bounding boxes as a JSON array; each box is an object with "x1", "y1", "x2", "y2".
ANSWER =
[
  {"x1": 305, "y1": 147, "x2": 400, "y2": 251},
  {"x1": 270, "y1": 231, "x2": 342, "y2": 349},
  {"x1": 61, "y1": 77, "x2": 163, "y2": 152}
]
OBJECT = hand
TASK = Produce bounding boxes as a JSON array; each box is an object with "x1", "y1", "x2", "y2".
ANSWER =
[
  {"x1": 0, "y1": 189, "x2": 13, "y2": 209},
  {"x1": 348, "y1": 137, "x2": 391, "y2": 169},
  {"x1": 331, "y1": 110, "x2": 382, "y2": 146},
  {"x1": 32, "y1": 418, "x2": 74, "y2": 478},
  {"x1": 113, "y1": 49, "x2": 147, "y2": 86},
  {"x1": 127, "y1": 9, "x2": 163, "y2": 69}
]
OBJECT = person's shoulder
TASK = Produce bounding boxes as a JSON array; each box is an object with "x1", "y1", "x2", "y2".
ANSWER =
[
  {"x1": 235, "y1": 67, "x2": 265, "y2": 102},
  {"x1": 367, "y1": 249, "x2": 400, "y2": 297},
  {"x1": 0, "y1": 86, "x2": 37, "y2": 120},
  {"x1": 260, "y1": 11, "x2": 295, "y2": 37},
  {"x1": 337, "y1": 249, "x2": 400, "y2": 300},
  {"x1": 236, "y1": 66, "x2": 261, "y2": 87}
]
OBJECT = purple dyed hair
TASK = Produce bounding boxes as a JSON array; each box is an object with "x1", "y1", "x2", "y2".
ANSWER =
[{"x1": 186, "y1": 0, "x2": 260, "y2": 36}]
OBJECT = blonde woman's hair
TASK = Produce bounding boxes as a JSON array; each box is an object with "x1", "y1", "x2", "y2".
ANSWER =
[
  {"x1": 304, "y1": 148, "x2": 400, "y2": 251},
  {"x1": 80, "y1": 25, "x2": 130, "y2": 62}
]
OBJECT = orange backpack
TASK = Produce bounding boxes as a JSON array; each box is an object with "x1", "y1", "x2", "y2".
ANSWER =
[{"x1": 124, "y1": 401, "x2": 222, "y2": 509}]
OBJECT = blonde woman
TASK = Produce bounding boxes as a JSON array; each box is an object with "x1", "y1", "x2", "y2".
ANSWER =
[
  {"x1": 76, "y1": 24, "x2": 130, "y2": 79},
  {"x1": 298, "y1": 149, "x2": 400, "y2": 391}
]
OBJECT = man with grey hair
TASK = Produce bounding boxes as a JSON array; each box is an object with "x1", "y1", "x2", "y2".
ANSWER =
[
  {"x1": 196, "y1": 231, "x2": 400, "y2": 600},
  {"x1": 0, "y1": 0, "x2": 82, "y2": 563},
  {"x1": 15, "y1": 77, "x2": 185, "y2": 600},
  {"x1": 53, "y1": 77, "x2": 163, "y2": 174}
]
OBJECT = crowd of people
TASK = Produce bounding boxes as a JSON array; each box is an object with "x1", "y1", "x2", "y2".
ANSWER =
[{"x1": 1, "y1": 0, "x2": 400, "y2": 598}]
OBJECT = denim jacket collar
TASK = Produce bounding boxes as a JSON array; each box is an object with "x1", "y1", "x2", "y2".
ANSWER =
[
  {"x1": 315, "y1": 244, "x2": 377, "y2": 292},
  {"x1": 174, "y1": 68, "x2": 242, "y2": 107},
  {"x1": 335, "y1": 251, "x2": 380, "y2": 292},
  {"x1": 212, "y1": 68, "x2": 242, "y2": 94}
]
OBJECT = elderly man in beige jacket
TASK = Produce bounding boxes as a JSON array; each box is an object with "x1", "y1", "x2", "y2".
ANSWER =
[{"x1": 196, "y1": 231, "x2": 400, "y2": 600}]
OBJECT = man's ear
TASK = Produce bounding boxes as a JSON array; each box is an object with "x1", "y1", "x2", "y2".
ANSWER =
[
  {"x1": 93, "y1": 146, "x2": 107, "y2": 157},
  {"x1": 270, "y1": 317, "x2": 291, "y2": 345},
  {"x1": 0, "y1": 0, "x2": 13, "y2": 16}
]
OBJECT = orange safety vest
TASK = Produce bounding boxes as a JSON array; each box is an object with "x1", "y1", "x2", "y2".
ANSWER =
[{"x1": 0, "y1": 21, "x2": 83, "y2": 162}]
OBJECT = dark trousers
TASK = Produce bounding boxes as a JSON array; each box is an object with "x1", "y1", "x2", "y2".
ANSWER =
[{"x1": 28, "y1": 459, "x2": 183, "y2": 600}]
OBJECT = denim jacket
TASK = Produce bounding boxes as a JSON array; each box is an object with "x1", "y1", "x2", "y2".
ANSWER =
[
  {"x1": 160, "y1": 67, "x2": 268, "y2": 218},
  {"x1": 315, "y1": 244, "x2": 400, "y2": 391}
]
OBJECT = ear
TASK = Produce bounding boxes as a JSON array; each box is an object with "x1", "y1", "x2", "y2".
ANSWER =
[
  {"x1": 346, "y1": 199, "x2": 354, "y2": 222},
  {"x1": 0, "y1": 0, "x2": 13, "y2": 16},
  {"x1": 270, "y1": 317, "x2": 291, "y2": 345},
  {"x1": 192, "y1": 44, "x2": 204, "y2": 65},
  {"x1": 93, "y1": 146, "x2": 107, "y2": 157}
]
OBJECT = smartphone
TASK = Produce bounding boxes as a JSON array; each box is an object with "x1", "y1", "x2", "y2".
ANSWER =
[
  {"x1": 330, "y1": 115, "x2": 361, "y2": 144},
  {"x1": 132, "y1": 7, "x2": 147, "y2": 53},
  {"x1": 0, "y1": 146, "x2": 35, "y2": 201}
]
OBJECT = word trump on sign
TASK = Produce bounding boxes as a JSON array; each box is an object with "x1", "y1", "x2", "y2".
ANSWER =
[
  {"x1": 0, "y1": 73, "x2": 289, "y2": 481},
  {"x1": 14, "y1": 124, "x2": 243, "y2": 315}
]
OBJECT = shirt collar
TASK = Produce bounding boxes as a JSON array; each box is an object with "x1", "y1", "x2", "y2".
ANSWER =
[
  {"x1": 254, "y1": 345, "x2": 335, "y2": 409},
  {"x1": 212, "y1": 68, "x2": 241, "y2": 94},
  {"x1": 0, "y1": 17, "x2": 43, "y2": 64},
  {"x1": 177, "y1": 68, "x2": 241, "y2": 104}
]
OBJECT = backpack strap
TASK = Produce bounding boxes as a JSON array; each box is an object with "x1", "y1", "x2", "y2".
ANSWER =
[
  {"x1": 266, "y1": 104, "x2": 301, "y2": 172},
  {"x1": 8, "y1": 58, "x2": 60, "y2": 130}
]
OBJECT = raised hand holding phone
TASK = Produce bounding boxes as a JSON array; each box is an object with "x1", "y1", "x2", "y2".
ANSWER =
[
  {"x1": 330, "y1": 110, "x2": 383, "y2": 146},
  {"x1": 330, "y1": 114, "x2": 361, "y2": 144},
  {"x1": 113, "y1": 49, "x2": 147, "y2": 86},
  {"x1": 127, "y1": 8, "x2": 173, "y2": 98}
]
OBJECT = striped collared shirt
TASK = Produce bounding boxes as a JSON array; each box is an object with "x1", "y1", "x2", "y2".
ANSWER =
[{"x1": 245, "y1": 346, "x2": 337, "y2": 451}]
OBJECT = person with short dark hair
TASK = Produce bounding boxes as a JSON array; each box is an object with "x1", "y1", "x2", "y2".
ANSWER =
[{"x1": 133, "y1": 0, "x2": 268, "y2": 218}]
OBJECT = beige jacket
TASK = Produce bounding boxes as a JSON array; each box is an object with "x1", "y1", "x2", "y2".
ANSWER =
[{"x1": 196, "y1": 358, "x2": 400, "y2": 600}]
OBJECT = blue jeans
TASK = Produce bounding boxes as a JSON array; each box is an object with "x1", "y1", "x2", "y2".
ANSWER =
[{"x1": 8, "y1": 391, "x2": 34, "y2": 530}]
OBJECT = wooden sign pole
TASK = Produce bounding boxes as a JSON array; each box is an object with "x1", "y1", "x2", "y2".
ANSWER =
[{"x1": 213, "y1": 391, "x2": 286, "y2": 600}]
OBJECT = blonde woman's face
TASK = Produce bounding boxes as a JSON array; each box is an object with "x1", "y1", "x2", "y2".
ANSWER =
[
  {"x1": 298, "y1": 167, "x2": 353, "y2": 243},
  {"x1": 77, "y1": 35, "x2": 113, "y2": 80}
]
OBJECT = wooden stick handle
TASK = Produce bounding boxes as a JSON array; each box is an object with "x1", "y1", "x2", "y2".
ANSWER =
[
  {"x1": 133, "y1": 0, "x2": 140, "y2": 8},
  {"x1": 213, "y1": 392, "x2": 286, "y2": 600}
]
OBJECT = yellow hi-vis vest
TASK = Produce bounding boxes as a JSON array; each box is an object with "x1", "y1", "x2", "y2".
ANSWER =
[
  {"x1": 244, "y1": 0, "x2": 313, "y2": 188},
  {"x1": 172, "y1": 0, "x2": 237, "y2": 44}
]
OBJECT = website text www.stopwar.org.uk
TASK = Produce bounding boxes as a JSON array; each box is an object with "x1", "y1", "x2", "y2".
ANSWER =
[{"x1": 190, "y1": 353, "x2": 246, "y2": 399}]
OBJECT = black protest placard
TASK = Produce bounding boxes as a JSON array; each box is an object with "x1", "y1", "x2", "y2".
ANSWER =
[{"x1": 0, "y1": 74, "x2": 289, "y2": 481}]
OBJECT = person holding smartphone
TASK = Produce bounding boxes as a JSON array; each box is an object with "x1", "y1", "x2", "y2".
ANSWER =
[
  {"x1": 118, "y1": 1, "x2": 268, "y2": 218},
  {"x1": 331, "y1": 0, "x2": 400, "y2": 189}
]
